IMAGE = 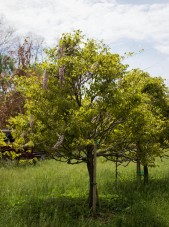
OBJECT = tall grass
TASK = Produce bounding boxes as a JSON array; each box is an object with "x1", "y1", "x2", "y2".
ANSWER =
[{"x1": 0, "y1": 157, "x2": 169, "y2": 226}]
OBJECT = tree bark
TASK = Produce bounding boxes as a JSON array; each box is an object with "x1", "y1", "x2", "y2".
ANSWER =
[
  {"x1": 136, "y1": 159, "x2": 141, "y2": 184},
  {"x1": 92, "y1": 144, "x2": 97, "y2": 214},
  {"x1": 115, "y1": 155, "x2": 118, "y2": 188},
  {"x1": 136, "y1": 142, "x2": 142, "y2": 184},
  {"x1": 86, "y1": 146, "x2": 99, "y2": 210},
  {"x1": 144, "y1": 165, "x2": 148, "y2": 184}
]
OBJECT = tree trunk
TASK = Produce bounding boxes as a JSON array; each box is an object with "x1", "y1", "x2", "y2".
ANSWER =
[
  {"x1": 86, "y1": 146, "x2": 99, "y2": 210},
  {"x1": 92, "y1": 144, "x2": 97, "y2": 214},
  {"x1": 136, "y1": 159, "x2": 141, "y2": 184},
  {"x1": 144, "y1": 165, "x2": 148, "y2": 184},
  {"x1": 115, "y1": 155, "x2": 118, "y2": 189}
]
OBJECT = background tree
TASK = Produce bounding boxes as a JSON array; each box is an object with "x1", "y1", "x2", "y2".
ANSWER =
[
  {"x1": 109, "y1": 69, "x2": 169, "y2": 184},
  {"x1": 15, "y1": 35, "x2": 45, "y2": 76},
  {"x1": 0, "y1": 17, "x2": 44, "y2": 128},
  {"x1": 0, "y1": 16, "x2": 16, "y2": 55}
]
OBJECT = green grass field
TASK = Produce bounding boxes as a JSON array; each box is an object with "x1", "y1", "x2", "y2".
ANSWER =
[{"x1": 1, "y1": 157, "x2": 169, "y2": 227}]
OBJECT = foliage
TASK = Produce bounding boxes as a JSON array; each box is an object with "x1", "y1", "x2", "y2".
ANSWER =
[
  {"x1": 0, "y1": 18, "x2": 45, "y2": 128},
  {"x1": 0, "y1": 54, "x2": 25, "y2": 128},
  {"x1": 0, "y1": 130, "x2": 6, "y2": 147},
  {"x1": 108, "y1": 69, "x2": 169, "y2": 166},
  {"x1": 9, "y1": 31, "x2": 129, "y2": 158},
  {"x1": 4, "y1": 31, "x2": 169, "y2": 166}
]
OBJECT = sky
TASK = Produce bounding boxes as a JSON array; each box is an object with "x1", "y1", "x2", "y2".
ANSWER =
[{"x1": 0, "y1": 0, "x2": 169, "y2": 85}]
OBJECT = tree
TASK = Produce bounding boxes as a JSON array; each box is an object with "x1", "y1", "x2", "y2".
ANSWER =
[
  {"x1": 0, "y1": 52, "x2": 27, "y2": 128},
  {"x1": 15, "y1": 35, "x2": 45, "y2": 76},
  {"x1": 0, "y1": 16, "x2": 16, "y2": 55},
  {"x1": 110, "y1": 69, "x2": 169, "y2": 183},
  {"x1": 9, "y1": 31, "x2": 129, "y2": 208},
  {"x1": 0, "y1": 20, "x2": 44, "y2": 128}
]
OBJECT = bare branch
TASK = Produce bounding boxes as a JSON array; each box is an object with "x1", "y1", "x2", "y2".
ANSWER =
[
  {"x1": 42, "y1": 70, "x2": 48, "y2": 89},
  {"x1": 52, "y1": 134, "x2": 64, "y2": 150}
]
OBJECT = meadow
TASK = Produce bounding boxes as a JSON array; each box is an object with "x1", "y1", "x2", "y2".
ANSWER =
[{"x1": 0, "y1": 157, "x2": 169, "y2": 227}]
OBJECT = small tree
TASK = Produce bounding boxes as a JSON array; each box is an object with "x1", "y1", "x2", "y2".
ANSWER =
[{"x1": 110, "y1": 69, "x2": 169, "y2": 183}]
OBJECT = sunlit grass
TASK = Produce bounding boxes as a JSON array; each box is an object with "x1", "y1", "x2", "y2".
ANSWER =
[{"x1": 0, "y1": 157, "x2": 169, "y2": 226}]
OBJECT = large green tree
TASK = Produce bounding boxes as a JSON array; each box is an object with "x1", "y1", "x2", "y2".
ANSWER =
[
  {"x1": 9, "y1": 31, "x2": 169, "y2": 207},
  {"x1": 9, "y1": 31, "x2": 129, "y2": 207}
]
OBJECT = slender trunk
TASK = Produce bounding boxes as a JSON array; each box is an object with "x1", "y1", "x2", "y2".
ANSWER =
[
  {"x1": 144, "y1": 165, "x2": 148, "y2": 184},
  {"x1": 136, "y1": 142, "x2": 141, "y2": 184},
  {"x1": 92, "y1": 144, "x2": 97, "y2": 214},
  {"x1": 137, "y1": 159, "x2": 141, "y2": 184},
  {"x1": 86, "y1": 146, "x2": 99, "y2": 210},
  {"x1": 87, "y1": 149, "x2": 93, "y2": 208},
  {"x1": 115, "y1": 155, "x2": 118, "y2": 188}
]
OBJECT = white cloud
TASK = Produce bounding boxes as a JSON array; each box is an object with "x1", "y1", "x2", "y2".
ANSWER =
[
  {"x1": 118, "y1": 0, "x2": 169, "y2": 4},
  {"x1": 0, "y1": 0, "x2": 168, "y2": 55},
  {"x1": 0, "y1": 0, "x2": 169, "y2": 83}
]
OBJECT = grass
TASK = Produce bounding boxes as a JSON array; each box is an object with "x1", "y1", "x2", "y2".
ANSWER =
[{"x1": 0, "y1": 157, "x2": 169, "y2": 226}]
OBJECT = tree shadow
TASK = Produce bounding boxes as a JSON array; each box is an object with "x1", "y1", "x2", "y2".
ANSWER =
[
  {"x1": 14, "y1": 196, "x2": 93, "y2": 227},
  {"x1": 4, "y1": 177, "x2": 169, "y2": 227},
  {"x1": 100, "y1": 177, "x2": 169, "y2": 227}
]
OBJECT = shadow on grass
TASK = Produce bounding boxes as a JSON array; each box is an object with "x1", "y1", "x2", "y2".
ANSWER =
[
  {"x1": 4, "y1": 185, "x2": 168, "y2": 227},
  {"x1": 100, "y1": 176, "x2": 169, "y2": 227},
  {"x1": 10, "y1": 196, "x2": 99, "y2": 227},
  {"x1": 1, "y1": 178, "x2": 169, "y2": 227}
]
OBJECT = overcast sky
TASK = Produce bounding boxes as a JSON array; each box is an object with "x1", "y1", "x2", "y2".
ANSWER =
[{"x1": 0, "y1": 0, "x2": 169, "y2": 85}]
